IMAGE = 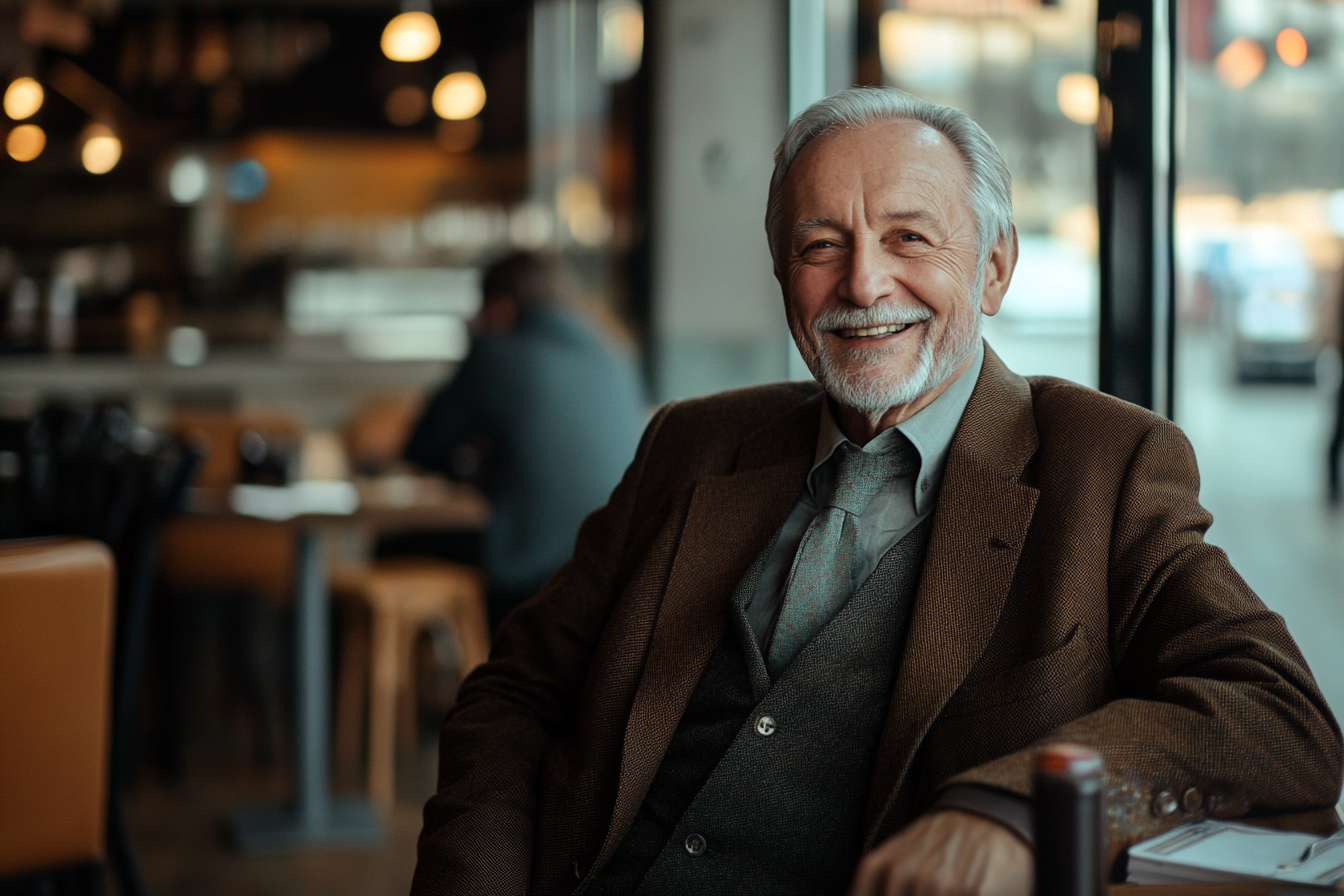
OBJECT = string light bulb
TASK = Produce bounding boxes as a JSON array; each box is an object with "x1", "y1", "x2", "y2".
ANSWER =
[
  {"x1": 81, "y1": 123, "x2": 122, "y2": 174},
  {"x1": 6, "y1": 123, "x2": 46, "y2": 161},
  {"x1": 432, "y1": 70, "x2": 486, "y2": 120},
  {"x1": 4, "y1": 77, "x2": 44, "y2": 120},
  {"x1": 1276, "y1": 28, "x2": 1307, "y2": 67},
  {"x1": 1216, "y1": 37, "x2": 1266, "y2": 89},
  {"x1": 1056, "y1": 73, "x2": 1099, "y2": 125},
  {"x1": 381, "y1": 3, "x2": 440, "y2": 63}
]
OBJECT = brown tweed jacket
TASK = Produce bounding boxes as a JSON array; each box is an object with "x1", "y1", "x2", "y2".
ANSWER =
[{"x1": 411, "y1": 345, "x2": 1343, "y2": 896}]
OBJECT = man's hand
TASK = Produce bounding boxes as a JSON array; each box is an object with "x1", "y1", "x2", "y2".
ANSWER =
[{"x1": 849, "y1": 809, "x2": 1033, "y2": 896}]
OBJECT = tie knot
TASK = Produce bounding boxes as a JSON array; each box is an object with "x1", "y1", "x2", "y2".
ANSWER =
[{"x1": 828, "y1": 441, "x2": 918, "y2": 515}]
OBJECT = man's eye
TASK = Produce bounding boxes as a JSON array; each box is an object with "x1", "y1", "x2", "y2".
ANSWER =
[
  {"x1": 805, "y1": 240, "x2": 837, "y2": 252},
  {"x1": 899, "y1": 233, "x2": 925, "y2": 243}
]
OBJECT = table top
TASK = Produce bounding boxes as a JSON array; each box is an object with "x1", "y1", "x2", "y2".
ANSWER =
[{"x1": 186, "y1": 475, "x2": 490, "y2": 534}]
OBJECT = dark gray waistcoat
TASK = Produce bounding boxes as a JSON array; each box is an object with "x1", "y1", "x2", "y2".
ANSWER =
[{"x1": 588, "y1": 516, "x2": 933, "y2": 896}]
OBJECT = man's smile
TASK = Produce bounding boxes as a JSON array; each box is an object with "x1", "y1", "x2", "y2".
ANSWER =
[{"x1": 829, "y1": 321, "x2": 919, "y2": 342}]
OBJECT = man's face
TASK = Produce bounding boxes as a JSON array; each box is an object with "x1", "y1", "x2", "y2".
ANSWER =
[{"x1": 779, "y1": 119, "x2": 993, "y2": 422}]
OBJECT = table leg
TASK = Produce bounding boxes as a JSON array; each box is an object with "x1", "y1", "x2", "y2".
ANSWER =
[{"x1": 230, "y1": 527, "x2": 385, "y2": 851}]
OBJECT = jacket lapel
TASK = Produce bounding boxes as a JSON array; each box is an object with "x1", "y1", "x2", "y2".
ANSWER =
[
  {"x1": 592, "y1": 393, "x2": 821, "y2": 872},
  {"x1": 864, "y1": 345, "x2": 1041, "y2": 842}
]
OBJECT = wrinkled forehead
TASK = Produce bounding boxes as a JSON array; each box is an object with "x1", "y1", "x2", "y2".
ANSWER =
[{"x1": 782, "y1": 119, "x2": 970, "y2": 213}]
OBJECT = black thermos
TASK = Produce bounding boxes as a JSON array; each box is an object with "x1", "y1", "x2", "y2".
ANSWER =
[{"x1": 1034, "y1": 743, "x2": 1106, "y2": 896}]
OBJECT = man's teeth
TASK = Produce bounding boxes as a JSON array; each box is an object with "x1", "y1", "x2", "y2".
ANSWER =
[{"x1": 836, "y1": 323, "x2": 909, "y2": 338}]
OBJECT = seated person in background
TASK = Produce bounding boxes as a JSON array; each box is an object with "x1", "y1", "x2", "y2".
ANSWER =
[
  {"x1": 402, "y1": 251, "x2": 647, "y2": 632},
  {"x1": 411, "y1": 88, "x2": 1342, "y2": 896}
]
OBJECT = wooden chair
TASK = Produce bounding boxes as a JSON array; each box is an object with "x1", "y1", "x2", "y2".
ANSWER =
[
  {"x1": 157, "y1": 412, "x2": 301, "y2": 776},
  {"x1": 0, "y1": 538, "x2": 114, "y2": 892},
  {"x1": 333, "y1": 558, "x2": 490, "y2": 814}
]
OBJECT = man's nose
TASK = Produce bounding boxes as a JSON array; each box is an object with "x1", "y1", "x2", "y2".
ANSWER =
[{"x1": 839, "y1": 239, "x2": 891, "y2": 307}]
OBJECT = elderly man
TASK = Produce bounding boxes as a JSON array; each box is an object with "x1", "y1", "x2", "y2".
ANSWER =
[{"x1": 410, "y1": 88, "x2": 1341, "y2": 896}]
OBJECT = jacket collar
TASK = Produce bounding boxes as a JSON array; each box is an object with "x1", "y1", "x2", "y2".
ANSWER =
[
  {"x1": 591, "y1": 390, "x2": 823, "y2": 874},
  {"x1": 863, "y1": 342, "x2": 1041, "y2": 840}
]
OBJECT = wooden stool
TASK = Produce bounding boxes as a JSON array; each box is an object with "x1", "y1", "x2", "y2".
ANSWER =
[{"x1": 334, "y1": 558, "x2": 489, "y2": 814}]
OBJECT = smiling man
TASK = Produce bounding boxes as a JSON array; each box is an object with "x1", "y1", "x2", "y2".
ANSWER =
[{"x1": 411, "y1": 87, "x2": 1341, "y2": 896}]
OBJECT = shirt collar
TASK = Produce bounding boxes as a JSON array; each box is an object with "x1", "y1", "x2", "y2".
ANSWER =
[{"x1": 810, "y1": 341, "x2": 985, "y2": 516}]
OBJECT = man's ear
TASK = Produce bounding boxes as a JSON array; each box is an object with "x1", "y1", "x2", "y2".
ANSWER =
[{"x1": 979, "y1": 223, "x2": 1018, "y2": 317}]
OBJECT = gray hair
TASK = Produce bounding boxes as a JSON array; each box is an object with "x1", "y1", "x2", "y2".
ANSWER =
[{"x1": 765, "y1": 86, "x2": 1014, "y2": 276}]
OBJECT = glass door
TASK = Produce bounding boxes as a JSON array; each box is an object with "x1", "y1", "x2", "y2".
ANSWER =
[{"x1": 1173, "y1": 0, "x2": 1344, "y2": 722}]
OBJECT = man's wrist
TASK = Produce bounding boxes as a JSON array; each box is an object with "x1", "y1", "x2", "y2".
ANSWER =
[{"x1": 931, "y1": 784, "x2": 1034, "y2": 847}]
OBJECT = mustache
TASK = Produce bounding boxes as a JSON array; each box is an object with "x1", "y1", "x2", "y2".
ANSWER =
[{"x1": 811, "y1": 304, "x2": 932, "y2": 333}]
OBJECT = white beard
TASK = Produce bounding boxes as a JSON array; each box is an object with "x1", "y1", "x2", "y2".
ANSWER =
[{"x1": 791, "y1": 295, "x2": 982, "y2": 425}]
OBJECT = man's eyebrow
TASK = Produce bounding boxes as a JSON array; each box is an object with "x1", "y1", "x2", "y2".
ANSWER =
[
  {"x1": 791, "y1": 209, "x2": 942, "y2": 240},
  {"x1": 791, "y1": 217, "x2": 840, "y2": 238},
  {"x1": 883, "y1": 209, "x2": 941, "y2": 226}
]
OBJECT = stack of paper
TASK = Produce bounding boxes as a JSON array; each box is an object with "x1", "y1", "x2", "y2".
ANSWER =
[{"x1": 1128, "y1": 821, "x2": 1344, "y2": 888}]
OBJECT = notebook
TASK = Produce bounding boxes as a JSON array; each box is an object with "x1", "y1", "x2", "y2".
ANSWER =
[{"x1": 1127, "y1": 821, "x2": 1344, "y2": 888}]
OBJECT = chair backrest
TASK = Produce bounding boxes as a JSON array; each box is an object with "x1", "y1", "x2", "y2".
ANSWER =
[
  {"x1": 0, "y1": 537, "x2": 115, "y2": 878},
  {"x1": 171, "y1": 412, "x2": 301, "y2": 490}
]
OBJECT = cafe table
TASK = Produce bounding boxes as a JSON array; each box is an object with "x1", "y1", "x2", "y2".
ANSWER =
[{"x1": 188, "y1": 476, "x2": 489, "y2": 852}]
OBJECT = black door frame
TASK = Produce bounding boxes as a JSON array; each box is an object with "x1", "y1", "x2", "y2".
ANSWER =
[{"x1": 1096, "y1": 0, "x2": 1179, "y2": 417}]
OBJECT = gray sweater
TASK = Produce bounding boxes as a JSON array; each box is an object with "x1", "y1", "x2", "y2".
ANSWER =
[{"x1": 404, "y1": 305, "x2": 646, "y2": 593}]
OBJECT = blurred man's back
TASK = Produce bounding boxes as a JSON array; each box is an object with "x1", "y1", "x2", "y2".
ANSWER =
[{"x1": 403, "y1": 252, "x2": 646, "y2": 630}]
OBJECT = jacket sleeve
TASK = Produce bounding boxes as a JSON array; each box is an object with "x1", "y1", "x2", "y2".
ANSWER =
[
  {"x1": 409, "y1": 402, "x2": 674, "y2": 896},
  {"x1": 941, "y1": 418, "x2": 1343, "y2": 851}
]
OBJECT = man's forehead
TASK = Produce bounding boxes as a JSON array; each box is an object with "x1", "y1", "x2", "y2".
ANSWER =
[
  {"x1": 784, "y1": 120, "x2": 967, "y2": 209},
  {"x1": 802, "y1": 119, "x2": 954, "y2": 168}
]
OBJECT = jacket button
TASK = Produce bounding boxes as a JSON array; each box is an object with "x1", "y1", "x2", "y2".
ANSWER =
[
  {"x1": 755, "y1": 715, "x2": 777, "y2": 736},
  {"x1": 1153, "y1": 790, "x2": 1178, "y2": 817},
  {"x1": 1182, "y1": 787, "x2": 1203, "y2": 813},
  {"x1": 684, "y1": 833, "x2": 707, "y2": 856}
]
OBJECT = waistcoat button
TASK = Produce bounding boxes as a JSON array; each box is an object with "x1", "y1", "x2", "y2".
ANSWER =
[
  {"x1": 755, "y1": 715, "x2": 777, "y2": 736},
  {"x1": 684, "y1": 833, "x2": 707, "y2": 856}
]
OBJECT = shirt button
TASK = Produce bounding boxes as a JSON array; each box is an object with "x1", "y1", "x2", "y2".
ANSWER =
[
  {"x1": 754, "y1": 715, "x2": 776, "y2": 736},
  {"x1": 1153, "y1": 790, "x2": 1178, "y2": 817},
  {"x1": 684, "y1": 833, "x2": 707, "y2": 856}
]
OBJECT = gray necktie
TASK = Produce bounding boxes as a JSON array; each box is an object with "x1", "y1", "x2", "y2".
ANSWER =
[{"x1": 766, "y1": 441, "x2": 918, "y2": 677}]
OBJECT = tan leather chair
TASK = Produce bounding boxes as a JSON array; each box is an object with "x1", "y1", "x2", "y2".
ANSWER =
[
  {"x1": 333, "y1": 558, "x2": 490, "y2": 814},
  {"x1": 0, "y1": 537, "x2": 115, "y2": 880}
]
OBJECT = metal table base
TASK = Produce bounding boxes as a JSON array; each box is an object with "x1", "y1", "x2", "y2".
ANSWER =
[{"x1": 230, "y1": 527, "x2": 386, "y2": 851}]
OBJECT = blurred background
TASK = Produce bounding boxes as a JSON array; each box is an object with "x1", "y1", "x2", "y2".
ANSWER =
[{"x1": 2, "y1": 0, "x2": 1344, "y2": 893}]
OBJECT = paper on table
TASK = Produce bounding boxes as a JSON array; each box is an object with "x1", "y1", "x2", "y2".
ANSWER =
[
  {"x1": 1127, "y1": 821, "x2": 1344, "y2": 888},
  {"x1": 230, "y1": 481, "x2": 360, "y2": 521}
]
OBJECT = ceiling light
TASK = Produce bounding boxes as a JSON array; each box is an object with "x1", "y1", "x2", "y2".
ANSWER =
[
  {"x1": 381, "y1": 7, "x2": 440, "y2": 63},
  {"x1": 6, "y1": 123, "x2": 46, "y2": 162},
  {"x1": 1276, "y1": 28, "x2": 1307, "y2": 67},
  {"x1": 432, "y1": 71, "x2": 486, "y2": 120},
  {"x1": 81, "y1": 123, "x2": 122, "y2": 174},
  {"x1": 4, "y1": 77, "x2": 44, "y2": 120},
  {"x1": 1056, "y1": 73, "x2": 1099, "y2": 125},
  {"x1": 1215, "y1": 37, "x2": 1266, "y2": 90},
  {"x1": 168, "y1": 154, "x2": 209, "y2": 204}
]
